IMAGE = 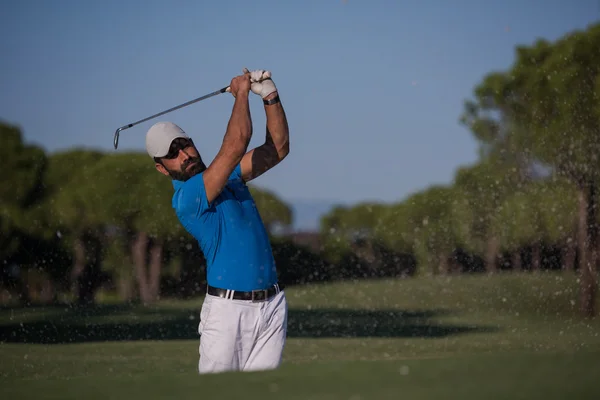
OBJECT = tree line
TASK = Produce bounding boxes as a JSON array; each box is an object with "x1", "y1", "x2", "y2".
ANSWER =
[
  {"x1": 0, "y1": 126, "x2": 297, "y2": 306},
  {"x1": 318, "y1": 22, "x2": 600, "y2": 318},
  {"x1": 1, "y1": 23, "x2": 599, "y2": 318}
]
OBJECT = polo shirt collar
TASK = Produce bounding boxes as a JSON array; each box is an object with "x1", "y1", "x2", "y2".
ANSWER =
[{"x1": 172, "y1": 179, "x2": 185, "y2": 190}]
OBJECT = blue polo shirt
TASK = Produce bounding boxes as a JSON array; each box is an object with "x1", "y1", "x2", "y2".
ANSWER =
[{"x1": 171, "y1": 163, "x2": 278, "y2": 292}]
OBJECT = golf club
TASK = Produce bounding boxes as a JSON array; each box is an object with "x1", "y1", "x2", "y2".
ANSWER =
[{"x1": 113, "y1": 86, "x2": 230, "y2": 149}]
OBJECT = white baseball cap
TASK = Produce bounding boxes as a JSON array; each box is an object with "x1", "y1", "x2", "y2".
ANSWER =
[{"x1": 145, "y1": 121, "x2": 190, "y2": 158}]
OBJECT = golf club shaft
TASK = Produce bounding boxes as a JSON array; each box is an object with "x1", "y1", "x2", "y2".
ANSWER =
[{"x1": 113, "y1": 86, "x2": 229, "y2": 149}]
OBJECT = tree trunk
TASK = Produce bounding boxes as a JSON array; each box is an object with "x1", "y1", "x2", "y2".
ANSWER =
[
  {"x1": 179, "y1": 240, "x2": 206, "y2": 298},
  {"x1": 16, "y1": 275, "x2": 31, "y2": 306},
  {"x1": 77, "y1": 233, "x2": 103, "y2": 306},
  {"x1": 485, "y1": 236, "x2": 499, "y2": 273},
  {"x1": 577, "y1": 181, "x2": 598, "y2": 318},
  {"x1": 132, "y1": 231, "x2": 151, "y2": 304},
  {"x1": 39, "y1": 278, "x2": 56, "y2": 304},
  {"x1": 147, "y1": 239, "x2": 163, "y2": 302},
  {"x1": 562, "y1": 237, "x2": 576, "y2": 271},
  {"x1": 438, "y1": 253, "x2": 450, "y2": 275},
  {"x1": 531, "y1": 242, "x2": 541, "y2": 272},
  {"x1": 71, "y1": 236, "x2": 85, "y2": 300},
  {"x1": 512, "y1": 250, "x2": 522, "y2": 272},
  {"x1": 118, "y1": 276, "x2": 133, "y2": 302}
]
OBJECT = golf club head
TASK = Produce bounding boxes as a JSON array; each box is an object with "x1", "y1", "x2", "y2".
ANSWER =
[
  {"x1": 113, "y1": 128, "x2": 121, "y2": 149},
  {"x1": 113, "y1": 126, "x2": 127, "y2": 149}
]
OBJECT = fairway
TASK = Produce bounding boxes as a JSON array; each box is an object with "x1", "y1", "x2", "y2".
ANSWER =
[{"x1": 1, "y1": 273, "x2": 600, "y2": 399}]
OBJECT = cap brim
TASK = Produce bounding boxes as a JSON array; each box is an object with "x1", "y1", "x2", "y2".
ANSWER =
[{"x1": 157, "y1": 134, "x2": 193, "y2": 157}]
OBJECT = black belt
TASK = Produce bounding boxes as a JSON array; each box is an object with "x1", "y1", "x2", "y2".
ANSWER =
[{"x1": 207, "y1": 283, "x2": 284, "y2": 302}]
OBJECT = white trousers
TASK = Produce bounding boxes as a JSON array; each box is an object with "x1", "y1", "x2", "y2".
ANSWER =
[{"x1": 197, "y1": 289, "x2": 288, "y2": 374}]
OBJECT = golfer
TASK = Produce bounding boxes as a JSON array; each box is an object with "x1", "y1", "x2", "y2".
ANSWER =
[{"x1": 145, "y1": 68, "x2": 290, "y2": 374}]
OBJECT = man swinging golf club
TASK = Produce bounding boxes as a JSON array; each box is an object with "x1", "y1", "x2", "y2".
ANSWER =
[{"x1": 145, "y1": 68, "x2": 290, "y2": 374}]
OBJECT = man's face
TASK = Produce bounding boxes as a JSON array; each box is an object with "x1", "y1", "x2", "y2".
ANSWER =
[{"x1": 155, "y1": 137, "x2": 206, "y2": 181}]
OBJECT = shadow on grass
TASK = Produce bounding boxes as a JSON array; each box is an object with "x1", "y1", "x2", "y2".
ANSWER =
[
  {"x1": 287, "y1": 309, "x2": 497, "y2": 338},
  {"x1": 0, "y1": 305, "x2": 498, "y2": 344}
]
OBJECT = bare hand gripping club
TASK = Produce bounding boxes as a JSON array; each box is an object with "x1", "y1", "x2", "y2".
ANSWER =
[{"x1": 113, "y1": 86, "x2": 230, "y2": 149}]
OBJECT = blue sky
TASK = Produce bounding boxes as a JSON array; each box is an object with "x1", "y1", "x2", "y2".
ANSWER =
[{"x1": 2, "y1": 0, "x2": 598, "y2": 211}]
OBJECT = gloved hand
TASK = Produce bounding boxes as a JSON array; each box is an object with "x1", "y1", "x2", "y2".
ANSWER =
[{"x1": 243, "y1": 68, "x2": 277, "y2": 99}]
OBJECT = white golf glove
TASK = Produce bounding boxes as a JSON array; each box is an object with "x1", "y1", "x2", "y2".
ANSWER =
[{"x1": 243, "y1": 68, "x2": 277, "y2": 99}]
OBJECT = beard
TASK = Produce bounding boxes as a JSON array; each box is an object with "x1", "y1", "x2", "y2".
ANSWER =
[{"x1": 166, "y1": 157, "x2": 205, "y2": 181}]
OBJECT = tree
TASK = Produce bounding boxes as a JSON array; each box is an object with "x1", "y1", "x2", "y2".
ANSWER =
[
  {"x1": 375, "y1": 203, "x2": 413, "y2": 255},
  {"x1": 405, "y1": 185, "x2": 458, "y2": 275},
  {"x1": 512, "y1": 25, "x2": 600, "y2": 318},
  {"x1": 318, "y1": 205, "x2": 356, "y2": 264},
  {"x1": 248, "y1": 186, "x2": 293, "y2": 235},
  {"x1": 39, "y1": 149, "x2": 106, "y2": 302},
  {"x1": 42, "y1": 149, "x2": 107, "y2": 305},
  {"x1": 463, "y1": 22, "x2": 600, "y2": 317},
  {"x1": 538, "y1": 178, "x2": 578, "y2": 271},
  {"x1": 451, "y1": 158, "x2": 523, "y2": 273},
  {"x1": 493, "y1": 184, "x2": 545, "y2": 271},
  {"x1": 318, "y1": 202, "x2": 403, "y2": 277},
  {"x1": 65, "y1": 152, "x2": 180, "y2": 305},
  {"x1": 0, "y1": 121, "x2": 47, "y2": 304}
]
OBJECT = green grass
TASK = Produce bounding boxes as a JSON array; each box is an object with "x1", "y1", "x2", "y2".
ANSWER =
[{"x1": 1, "y1": 271, "x2": 600, "y2": 399}]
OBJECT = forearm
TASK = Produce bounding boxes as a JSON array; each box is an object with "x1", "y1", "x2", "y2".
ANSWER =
[
  {"x1": 263, "y1": 92, "x2": 289, "y2": 158},
  {"x1": 223, "y1": 92, "x2": 253, "y2": 157}
]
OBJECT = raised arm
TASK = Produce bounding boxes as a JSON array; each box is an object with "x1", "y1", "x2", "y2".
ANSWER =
[
  {"x1": 240, "y1": 69, "x2": 290, "y2": 182},
  {"x1": 202, "y1": 73, "x2": 253, "y2": 203}
]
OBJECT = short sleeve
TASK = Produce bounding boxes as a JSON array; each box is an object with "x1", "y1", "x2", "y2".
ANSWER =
[
  {"x1": 179, "y1": 172, "x2": 210, "y2": 218},
  {"x1": 229, "y1": 163, "x2": 243, "y2": 182}
]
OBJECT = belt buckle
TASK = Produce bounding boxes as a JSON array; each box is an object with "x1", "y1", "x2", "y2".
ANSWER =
[{"x1": 251, "y1": 289, "x2": 267, "y2": 302}]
